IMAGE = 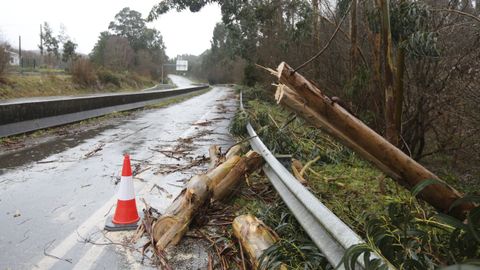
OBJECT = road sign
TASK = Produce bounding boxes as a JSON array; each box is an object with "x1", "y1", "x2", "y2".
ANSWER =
[{"x1": 176, "y1": 60, "x2": 188, "y2": 71}]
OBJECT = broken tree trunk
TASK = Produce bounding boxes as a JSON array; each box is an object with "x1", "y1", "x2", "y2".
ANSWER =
[
  {"x1": 153, "y1": 174, "x2": 211, "y2": 250},
  {"x1": 212, "y1": 151, "x2": 263, "y2": 201},
  {"x1": 291, "y1": 159, "x2": 308, "y2": 185},
  {"x1": 153, "y1": 156, "x2": 241, "y2": 250},
  {"x1": 153, "y1": 150, "x2": 263, "y2": 251},
  {"x1": 233, "y1": 214, "x2": 287, "y2": 270},
  {"x1": 208, "y1": 145, "x2": 222, "y2": 169},
  {"x1": 272, "y1": 62, "x2": 473, "y2": 219},
  {"x1": 226, "y1": 145, "x2": 242, "y2": 160}
]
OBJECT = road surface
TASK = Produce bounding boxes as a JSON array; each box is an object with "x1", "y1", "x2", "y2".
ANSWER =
[
  {"x1": 0, "y1": 78, "x2": 236, "y2": 269},
  {"x1": 168, "y1": 74, "x2": 197, "y2": 88}
]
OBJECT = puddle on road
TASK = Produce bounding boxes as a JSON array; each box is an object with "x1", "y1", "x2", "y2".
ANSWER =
[{"x1": 0, "y1": 124, "x2": 117, "y2": 174}]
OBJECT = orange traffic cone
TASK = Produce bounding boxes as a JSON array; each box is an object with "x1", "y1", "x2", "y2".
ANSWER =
[{"x1": 105, "y1": 154, "x2": 141, "y2": 231}]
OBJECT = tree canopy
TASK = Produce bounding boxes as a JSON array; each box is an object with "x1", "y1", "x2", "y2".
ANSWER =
[{"x1": 90, "y1": 7, "x2": 167, "y2": 79}]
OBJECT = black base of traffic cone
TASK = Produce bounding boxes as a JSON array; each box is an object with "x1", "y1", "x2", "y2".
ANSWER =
[{"x1": 104, "y1": 212, "x2": 143, "y2": 232}]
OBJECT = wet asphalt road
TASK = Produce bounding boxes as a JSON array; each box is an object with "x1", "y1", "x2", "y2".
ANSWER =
[{"x1": 0, "y1": 77, "x2": 237, "y2": 269}]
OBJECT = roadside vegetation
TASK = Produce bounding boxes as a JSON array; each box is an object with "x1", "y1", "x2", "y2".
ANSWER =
[
  {"x1": 229, "y1": 85, "x2": 480, "y2": 269},
  {"x1": 0, "y1": 72, "x2": 155, "y2": 100},
  {"x1": 152, "y1": 0, "x2": 480, "y2": 184},
  {"x1": 144, "y1": 0, "x2": 480, "y2": 267},
  {"x1": 0, "y1": 7, "x2": 175, "y2": 100}
]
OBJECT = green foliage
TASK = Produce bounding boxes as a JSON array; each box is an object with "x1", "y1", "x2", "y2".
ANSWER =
[
  {"x1": 0, "y1": 43, "x2": 10, "y2": 80},
  {"x1": 257, "y1": 201, "x2": 332, "y2": 270},
  {"x1": 345, "y1": 66, "x2": 370, "y2": 100},
  {"x1": 390, "y1": 1, "x2": 430, "y2": 41},
  {"x1": 90, "y1": 7, "x2": 167, "y2": 79},
  {"x1": 243, "y1": 62, "x2": 259, "y2": 87},
  {"x1": 367, "y1": 0, "x2": 439, "y2": 58},
  {"x1": 411, "y1": 178, "x2": 446, "y2": 196},
  {"x1": 96, "y1": 68, "x2": 121, "y2": 87},
  {"x1": 62, "y1": 40, "x2": 77, "y2": 63},
  {"x1": 109, "y1": 8, "x2": 166, "y2": 52},
  {"x1": 149, "y1": 0, "x2": 315, "y2": 84},
  {"x1": 342, "y1": 193, "x2": 480, "y2": 269},
  {"x1": 41, "y1": 22, "x2": 59, "y2": 58},
  {"x1": 405, "y1": 31, "x2": 440, "y2": 57},
  {"x1": 336, "y1": 0, "x2": 352, "y2": 18},
  {"x1": 90, "y1": 31, "x2": 110, "y2": 66},
  {"x1": 108, "y1": 8, "x2": 146, "y2": 49}
]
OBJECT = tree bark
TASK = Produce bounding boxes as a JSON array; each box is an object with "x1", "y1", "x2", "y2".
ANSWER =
[
  {"x1": 312, "y1": 0, "x2": 320, "y2": 48},
  {"x1": 233, "y1": 214, "x2": 287, "y2": 270},
  {"x1": 350, "y1": 0, "x2": 358, "y2": 76},
  {"x1": 394, "y1": 38, "x2": 405, "y2": 141},
  {"x1": 272, "y1": 62, "x2": 473, "y2": 219},
  {"x1": 378, "y1": 0, "x2": 398, "y2": 146},
  {"x1": 312, "y1": 0, "x2": 321, "y2": 78},
  {"x1": 208, "y1": 145, "x2": 221, "y2": 169},
  {"x1": 213, "y1": 151, "x2": 263, "y2": 201},
  {"x1": 153, "y1": 174, "x2": 211, "y2": 250}
]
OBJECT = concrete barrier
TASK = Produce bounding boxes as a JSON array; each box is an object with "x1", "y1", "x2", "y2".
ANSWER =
[{"x1": 0, "y1": 85, "x2": 209, "y2": 137}]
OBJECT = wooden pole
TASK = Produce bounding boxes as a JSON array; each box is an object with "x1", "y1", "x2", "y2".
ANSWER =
[{"x1": 273, "y1": 62, "x2": 472, "y2": 219}]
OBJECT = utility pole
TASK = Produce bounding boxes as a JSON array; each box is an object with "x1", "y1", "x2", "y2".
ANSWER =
[
  {"x1": 19, "y1": 35, "x2": 23, "y2": 71},
  {"x1": 18, "y1": 36, "x2": 22, "y2": 60},
  {"x1": 39, "y1": 24, "x2": 44, "y2": 56}
]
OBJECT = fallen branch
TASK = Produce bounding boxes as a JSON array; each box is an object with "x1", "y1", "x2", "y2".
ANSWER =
[{"x1": 84, "y1": 143, "x2": 105, "y2": 158}]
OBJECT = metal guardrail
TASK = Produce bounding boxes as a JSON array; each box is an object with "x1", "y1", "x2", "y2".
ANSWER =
[{"x1": 241, "y1": 92, "x2": 387, "y2": 269}]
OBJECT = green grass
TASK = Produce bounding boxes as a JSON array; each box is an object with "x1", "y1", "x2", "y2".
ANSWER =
[{"x1": 0, "y1": 72, "x2": 156, "y2": 100}]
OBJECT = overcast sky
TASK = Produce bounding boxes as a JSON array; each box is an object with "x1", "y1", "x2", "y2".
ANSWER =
[{"x1": 0, "y1": 0, "x2": 221, "y2": 58}]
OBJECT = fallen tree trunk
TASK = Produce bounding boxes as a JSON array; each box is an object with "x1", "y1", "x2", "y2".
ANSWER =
[
  {"x1": 208, "y1": 145, "x2": 222, "y2": 169},
  {"x1": 233, "y1": 214, "x2": 287, "y2": 270},
  {"x1": 153, "y1": 150, "x2": 263, "y2": 251},
  {"x1": 213, "y1": 151, "x2": 263, "y2": 201},
  {"x1": 271, "y1": 62, "x2": 473, "y2": 219}
]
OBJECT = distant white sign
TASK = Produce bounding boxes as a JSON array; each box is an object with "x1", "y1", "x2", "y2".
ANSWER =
[{"x1": 176, "y1": 60, "x2": 188, "y2": 71}]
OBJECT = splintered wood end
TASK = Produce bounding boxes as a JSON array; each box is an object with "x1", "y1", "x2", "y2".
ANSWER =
[{"x1": 255, "y1": 63, "x2": 278, "y2": 77}]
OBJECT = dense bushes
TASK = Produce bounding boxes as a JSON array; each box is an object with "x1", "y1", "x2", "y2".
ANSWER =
[
  {"x1": 0, "y1": 44, "x2": 10, "y2": 83},
  {"x1": 69, "y1": 58, "x2": 154, "y2": 90},
  {"x1": 71, "y1": 58, "x2": 97, "y2": 86},
  {"x1": 96, "y1": 68, "x2": 120, "y2": 87}
]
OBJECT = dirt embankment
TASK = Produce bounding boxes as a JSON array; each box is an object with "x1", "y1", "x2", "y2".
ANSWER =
[{"x1": 0, "y1": 72, "x2": 156, "y2": 100}]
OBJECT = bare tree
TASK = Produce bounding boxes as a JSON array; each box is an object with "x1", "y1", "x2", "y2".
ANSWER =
[{"x1": 104, "y1": 36, "x2": 134, "y2": 71}]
